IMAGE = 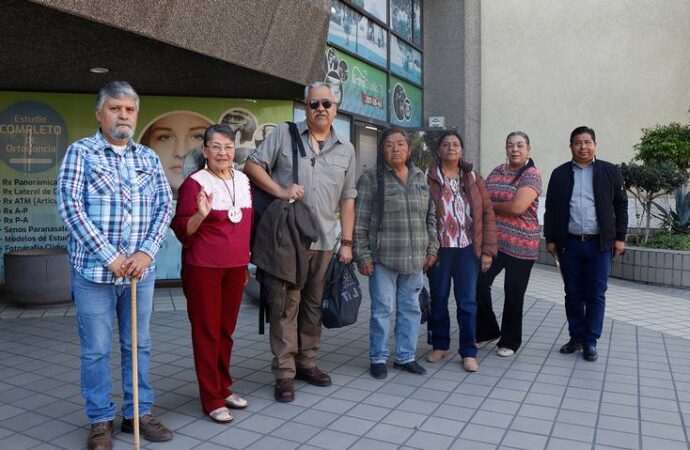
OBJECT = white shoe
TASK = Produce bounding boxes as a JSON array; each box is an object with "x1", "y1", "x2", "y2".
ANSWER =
[
  {"x1": 497, "y1": 347, "x2": 515, "y2": 357},
  {"x1": 209, "y1": 407, "x2": 233, "y2": 423},
  {"x1": 225, "y1": 393, "x2": 248, "y2": 409}
]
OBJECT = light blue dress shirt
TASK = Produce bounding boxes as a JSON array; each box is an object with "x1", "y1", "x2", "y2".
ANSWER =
[{"x1": 568, "y1": 161, "x2": 599, "y2": 235}]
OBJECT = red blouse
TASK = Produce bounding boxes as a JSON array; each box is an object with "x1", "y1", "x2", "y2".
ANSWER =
[{"x1": 171, "y1": 169, "x2": 253, "y2": 268}]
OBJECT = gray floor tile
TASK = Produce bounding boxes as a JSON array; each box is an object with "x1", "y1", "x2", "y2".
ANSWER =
[
  {"x1": 210, "y1": 427, "x2": 263, "y2": 449},
  {"x1": 460, "y1": 423, "x2": 506, "y2": 445},
  {"x1": 595, "y1": 429, "x2": 640, "y2": 449},
  {"x1": 471, "y1": 410, "x2": 514, "y2": 428},
  {"x1": 306, "y1": 430, "x2": 359, "y2": 450},
  {"x1": 365, "y1": 422, "x2": 415, "y2": 444},
  {"x1": 640, "y1": 421, "x2": 686, "y2": 441},
  {"x1": 551, "y1": 422, "x2": 595, "y2": 442},
  {"x1": 502, "y1": 429, "x2": 548, "y2": 449},
  {"x1": 404, "y1": 430, "x2": 455, "y2": 449},
  {"x1": 419, "y1": 416, "x2": 464, "y2": 437},
  {"x1": 641, "y1": 435, "x2": 690, "y2": 450},
  {"x1": 0, "y1": 433, "x2": 43, "y2": 450},
  {"x1": 546, "y1": 437, "x2": 592, "y2": 450},
  {"x1": 510, "y1": 416, "x2": 553, "y2": 436},
  {"x1": 382, "y1": 409, "x2": 427, "y2": 428},
  {"x1": 598, "y1": 414, "x2": 639, "y2": 433},
  {"x1": 349, "y1": 438, "x2": 400, "y2": 450}
]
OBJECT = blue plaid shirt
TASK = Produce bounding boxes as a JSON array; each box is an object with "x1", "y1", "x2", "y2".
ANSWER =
[{"x1": 57, "y1": 131, "x2": 173, "y2": 284}]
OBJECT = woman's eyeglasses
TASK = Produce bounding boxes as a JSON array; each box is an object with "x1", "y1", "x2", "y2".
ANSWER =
[
  {"x1": 308, "y1": 99, "x2": 333, "y2": 110},
  {"x1": 207, "y1": 144, "x2": 233, "y2": 154}
]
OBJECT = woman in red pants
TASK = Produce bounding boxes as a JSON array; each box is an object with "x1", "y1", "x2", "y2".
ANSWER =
[{"x1": 171, "y1": 124, "x2": 252, "y2": 423}]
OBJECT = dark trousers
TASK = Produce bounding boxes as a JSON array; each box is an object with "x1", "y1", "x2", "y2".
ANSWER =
[
  {"x1": 476, "y1": 251, "x2": 535, "y2": 351},
  {"x1": 182, "y1": 265, "x2": 246, "y2": 414},
  {"x1": 559, "y1": 236, "x2": 612, "y2": 347},
  {"x1": 426, "y1": 246, "x2": 479, "y2": 358}
]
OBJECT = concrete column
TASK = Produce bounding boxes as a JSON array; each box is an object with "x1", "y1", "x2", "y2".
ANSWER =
[{"x1": 423, "y1": 0, "x2": 482, "y2": 169}]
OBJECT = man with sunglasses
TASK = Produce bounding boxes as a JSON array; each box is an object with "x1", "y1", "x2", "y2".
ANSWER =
[{"x1": 245, "y1": 82, "x2": 356, "y2": 402}]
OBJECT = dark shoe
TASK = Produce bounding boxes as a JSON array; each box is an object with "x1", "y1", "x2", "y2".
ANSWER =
[
  {"x1": 559, "y1": 340, "x2": 582, "y2": 354},
  {"x1": 274, "y1": 378, "x2": 295, "y2": 402},
  {"x1": 393, "y1": 360, "x2": 427, "y2": 375},
  {"x1": 370, "y1": 363, "x2": 388, "y2": 379},
  {"x1": 121, "y1": 414, "x2": 173, "y2": 442},
  {"x1": 87, "y1": 420, "x2": 113, "y2": 450},
  {"x1": 295, "y1": 366, "x2": 332, "y2": 387},
  {"x1": 583, "y1": 345, "x2": 598, "y2": 362}
]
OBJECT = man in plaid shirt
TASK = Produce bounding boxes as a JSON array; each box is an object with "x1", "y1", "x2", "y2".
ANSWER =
[{"x1": 57, "y1": 81, "x2": 173, "y2": 450}]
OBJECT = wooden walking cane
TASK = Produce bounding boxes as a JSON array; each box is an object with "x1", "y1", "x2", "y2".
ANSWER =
[{"x1": 130, "y1": 277, "x2": 140, "y2": 450}]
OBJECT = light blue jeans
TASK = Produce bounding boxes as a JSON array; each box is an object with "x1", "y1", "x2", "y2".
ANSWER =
[
  {"x1": 71, "y1": 270, "x2": 155, "y2": 423},
  {"x1": 369, "y1": 263, "x2": 423, "y2": 364}
]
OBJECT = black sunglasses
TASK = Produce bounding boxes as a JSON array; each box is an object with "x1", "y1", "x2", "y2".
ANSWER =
[{"x1": 308, "y1": 99, "x2": 333, "y2": 110}]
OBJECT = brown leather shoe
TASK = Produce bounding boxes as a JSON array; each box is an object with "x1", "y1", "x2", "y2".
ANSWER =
[
  {"x1": 295, "y1": 366, "x2": 332, "y2": 387},
  {"x1": 275, "y1": 378, "x2": 295, "y2": 402},
  {"x1": 87, "y1": 420, "x2": 113, "y2": 450},
  {"x1": 121, "y1": 414, "x2": 173, "y2": 442}
]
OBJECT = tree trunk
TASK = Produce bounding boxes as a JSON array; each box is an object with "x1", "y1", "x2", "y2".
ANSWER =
[{"x1": 643, "y1": 201, "x2": 652, "y2": 244}]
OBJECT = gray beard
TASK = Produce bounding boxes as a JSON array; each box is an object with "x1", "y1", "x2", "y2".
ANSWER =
[{"x1": 110, "y1": 125, "x2": 134, "y2": 141}]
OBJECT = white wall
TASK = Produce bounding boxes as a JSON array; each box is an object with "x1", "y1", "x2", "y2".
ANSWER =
[{"x1": 480, "y1": 0, "x2": 690, "y2": 186}]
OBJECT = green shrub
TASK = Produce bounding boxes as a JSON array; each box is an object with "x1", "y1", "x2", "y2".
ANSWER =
[
  {"x1": 635, "y1": 122, "x2": 690, "y2": 171},
  {"x1": 641, "y1": 233, "x2": 690, "y2": 251}
]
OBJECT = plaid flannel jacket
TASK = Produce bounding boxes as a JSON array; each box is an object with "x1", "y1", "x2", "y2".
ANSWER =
[
  {"x1": 57, "y1": 131, "x2": 173, "y2": 284},
  {"x1": 354, "y1": 164, "x2": 438, "y2": 274}
]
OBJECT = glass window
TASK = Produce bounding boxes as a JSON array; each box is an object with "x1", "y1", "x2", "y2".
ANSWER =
[
  {"x1": 350, "y1": 0, "x2": 386, "y2": 23},
  {"x1": 412, "y1": 0, "x2": 422, "y2": 46},
  {"x1": 390, "y1": 35, "x2": 422, "y2": 85},
  {"x1": 356, "y1": 15, "x2": 387, "y2": 67},
  {"x1": 390, "y1": 0, "x2": 412, "y2": 41},
  {"x1": 328, "y1": 0, "x2": 359, "y2": 53}
]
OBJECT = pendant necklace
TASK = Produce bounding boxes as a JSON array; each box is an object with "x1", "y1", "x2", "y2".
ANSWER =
[{"x1": 206, "y1": 168, "x2": 242, "y2": 223}]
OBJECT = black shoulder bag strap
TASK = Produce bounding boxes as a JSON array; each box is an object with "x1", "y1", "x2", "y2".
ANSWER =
[
  {"x1": 259, "y1": 121, "x2": 308, "y2": 334},
  {"x1": 287, "y1": 121, "x2": 307, "y2": 183}
]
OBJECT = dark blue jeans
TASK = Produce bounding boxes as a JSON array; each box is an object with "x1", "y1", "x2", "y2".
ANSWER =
[
  {"x1": 427, "y1": 246, "x2": 480, "y2": 358},
  {"x1": 559, "y1": 236, "x2": 612, "y2": 347}
]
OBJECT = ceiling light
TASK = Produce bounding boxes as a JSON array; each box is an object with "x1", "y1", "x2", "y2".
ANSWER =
[
  {"x1": 89, "y1": 67, "x2": 110, "y2": 74},
  {"x1": 365, "y1": 125, "x2": 378, "y2": 131}
]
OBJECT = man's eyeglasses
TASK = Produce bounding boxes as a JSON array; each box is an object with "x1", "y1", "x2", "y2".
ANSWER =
[
  {"x1": 308, "y1": 99, "x2": 333, "y2": 110},
  {"x1": 207, "y1": 144, "x2": 233, "y2": 154}
]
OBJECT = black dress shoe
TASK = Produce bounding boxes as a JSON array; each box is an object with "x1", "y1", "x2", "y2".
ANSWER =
[
  {"x1": 583, "y1": 345, "x2": 598, "y2": 362},
  {"x1": 559, "y1": 340, "x2": 582, "y2": 354},
  {"x1": 393, "y1": 360, "x2": 427, "y2": 375},
  {"x1": 370, "y1": 363, "x2": 388, "y2": 379}
]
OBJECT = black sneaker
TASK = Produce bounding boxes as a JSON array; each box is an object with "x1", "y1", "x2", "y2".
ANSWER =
[
  {"x1": 370, "y1": 363, "x2": 388, "y2": 379},
  {"x1": 559, "y1": 340, "x2": 582, "y2": 354},
  {"x1": 393, "y1": 360, "x2": 427, "y2": 375}
]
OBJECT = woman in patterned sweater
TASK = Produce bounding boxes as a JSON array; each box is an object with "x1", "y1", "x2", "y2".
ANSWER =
[{"x1": 475, "y1": 131, "x2": 543, "y2": 358}]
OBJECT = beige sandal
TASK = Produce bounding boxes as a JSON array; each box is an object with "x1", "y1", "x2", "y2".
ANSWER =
[
  {"x1": 225, "y1": 393, "x2": 248, "y2": 409},
  {"x1": 209, "y1": 407, "x2": 233, "y2": 423},
  {"x1": 462, "y1": 357, "x2": 478, "y2": 372},
  {"x1": 425, "y1": 349, "x2": 453, "y2": 363}
]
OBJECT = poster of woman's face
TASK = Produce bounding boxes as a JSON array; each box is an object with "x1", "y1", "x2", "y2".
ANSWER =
[{"x1": 139, "y1": 111, "x2": 212, "y2": 198}]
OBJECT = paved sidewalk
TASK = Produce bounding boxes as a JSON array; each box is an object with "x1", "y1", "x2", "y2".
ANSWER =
[{"x1": 0, "y1": 264, "x2": 688, "y2": 449}]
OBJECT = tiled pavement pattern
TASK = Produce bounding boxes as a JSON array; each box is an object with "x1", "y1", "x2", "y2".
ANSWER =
[{"x1": 0, "y1": 264, "x2": 689, "y2": 449}]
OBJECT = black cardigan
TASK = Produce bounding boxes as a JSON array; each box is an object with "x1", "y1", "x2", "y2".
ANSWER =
[{"x1": 544, "y1": 159, "x2": 628, "y2": 251}]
